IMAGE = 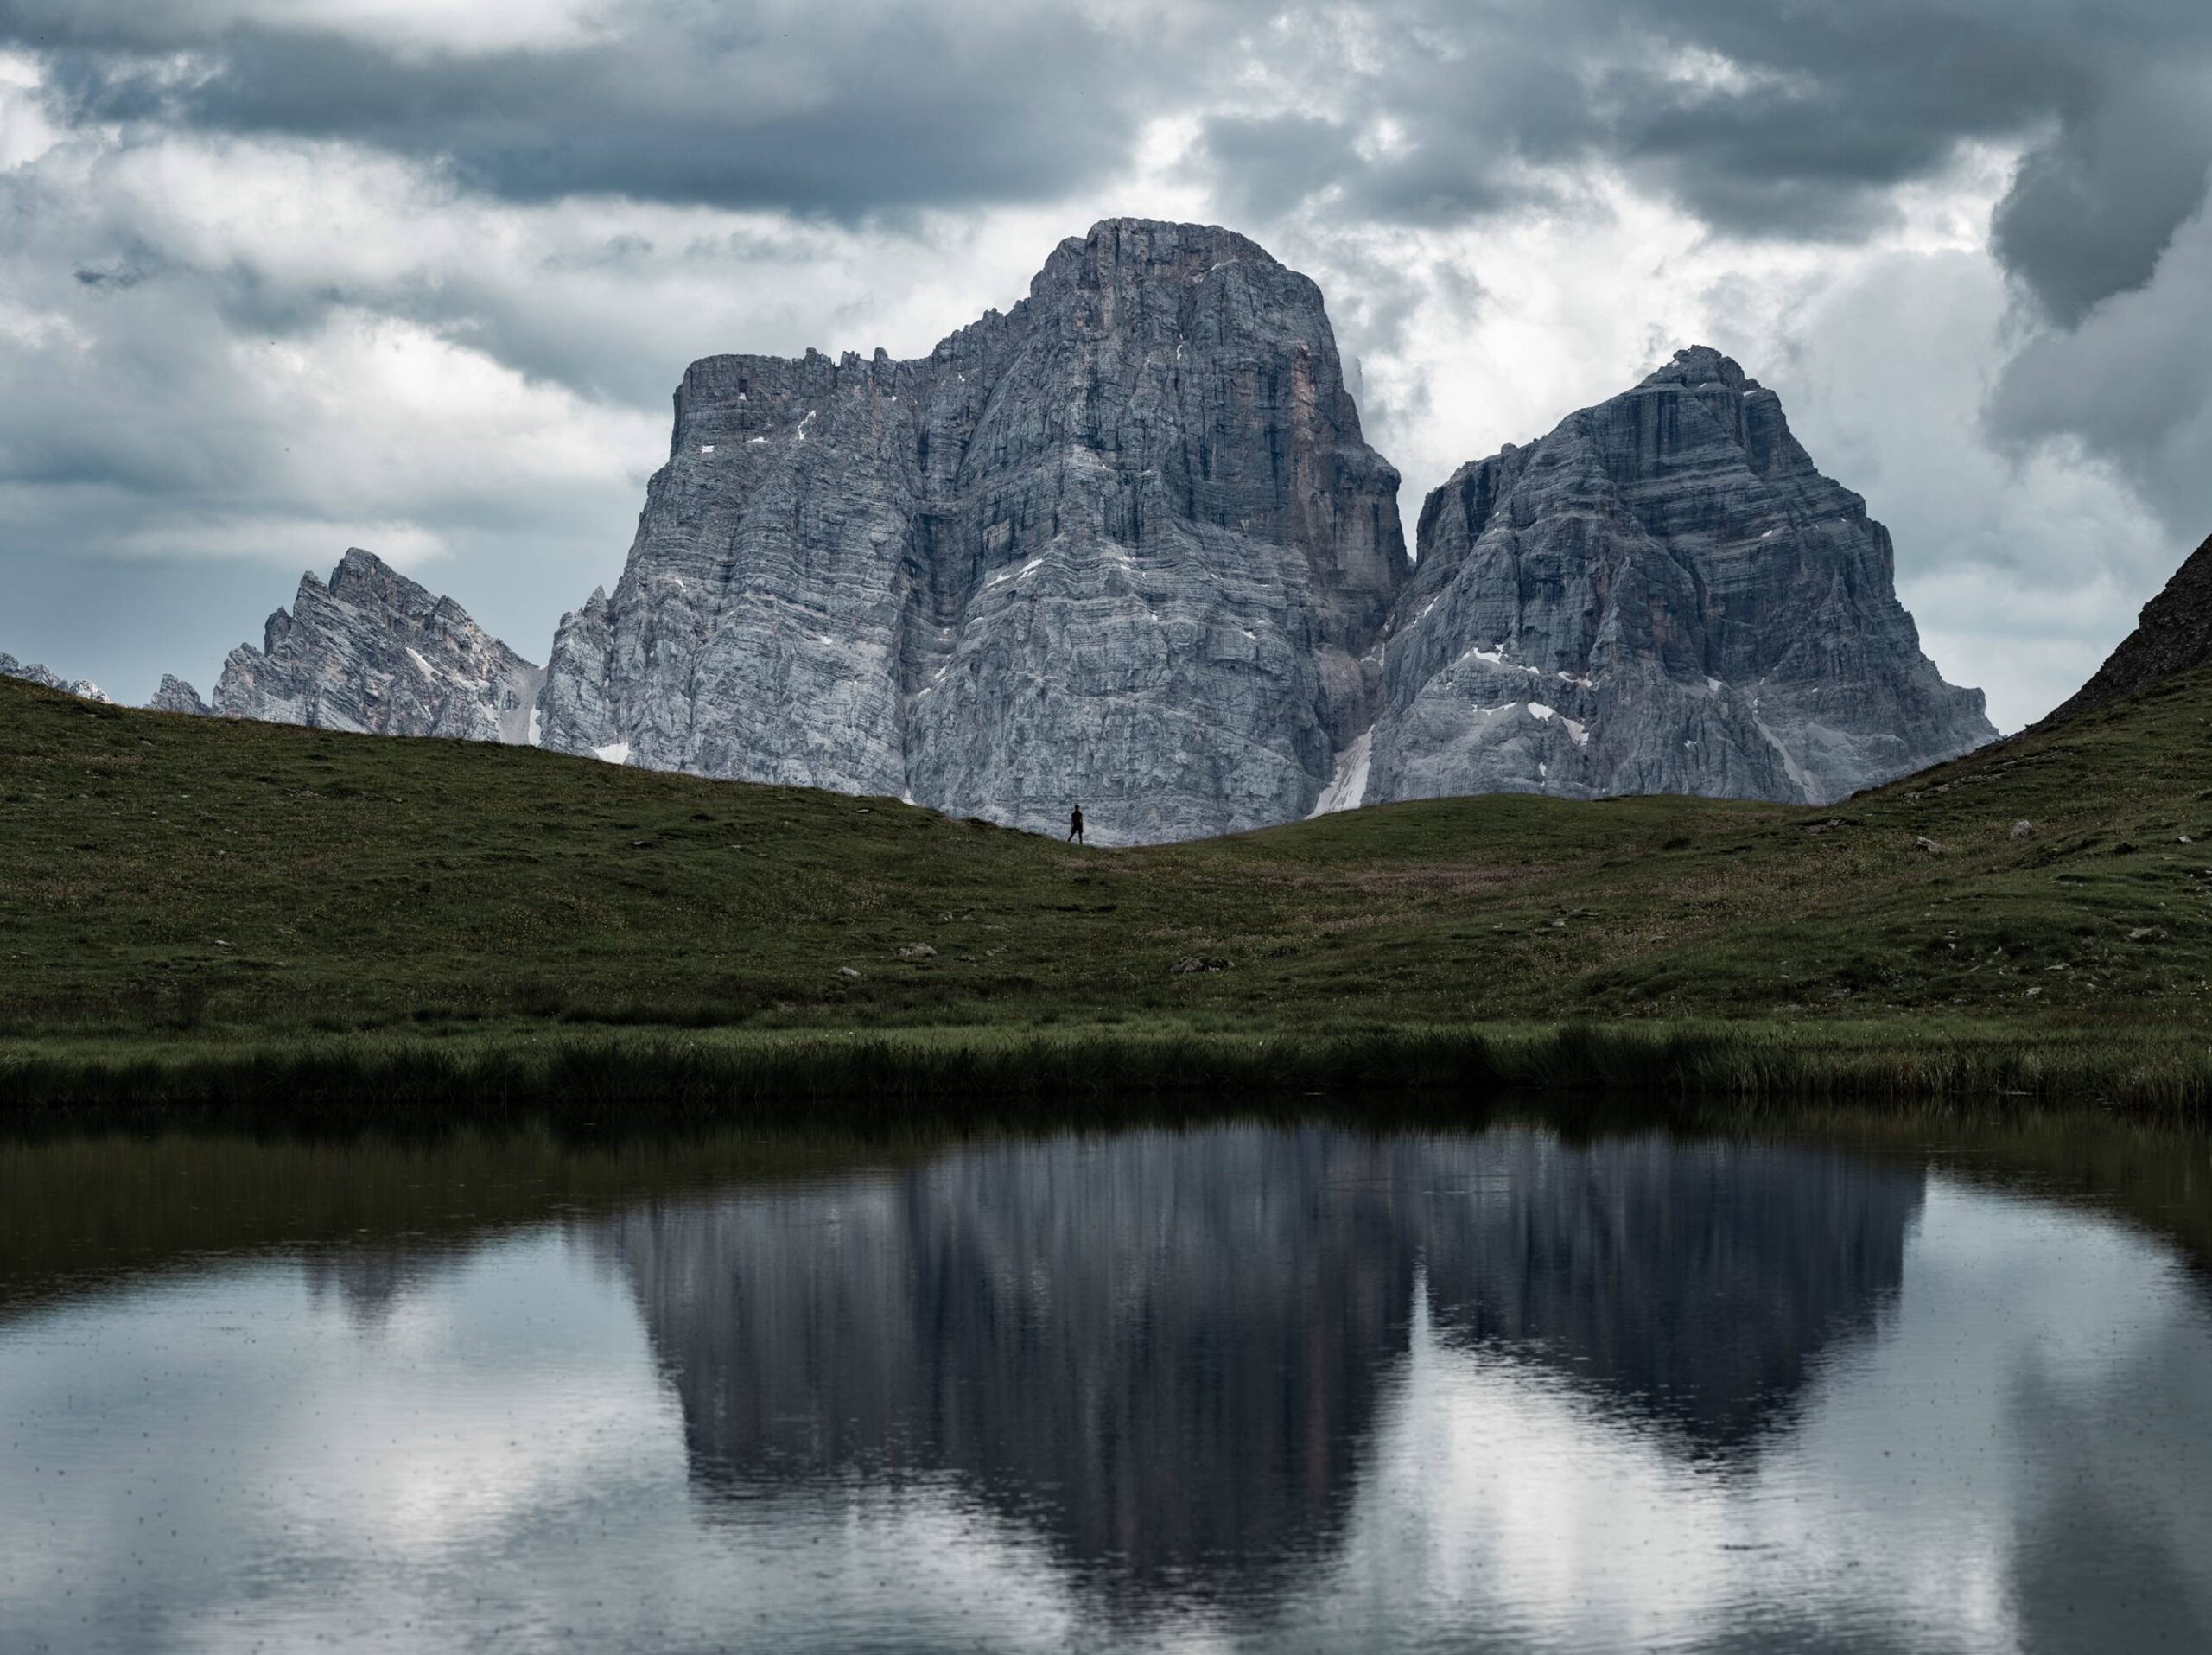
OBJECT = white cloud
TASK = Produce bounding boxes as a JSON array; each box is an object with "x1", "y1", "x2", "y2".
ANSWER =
[{"x1": 0, "y1": 49, "x2": 61, "y2": 169}]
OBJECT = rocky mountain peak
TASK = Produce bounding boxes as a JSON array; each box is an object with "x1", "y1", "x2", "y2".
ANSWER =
[
  {"x1": 1637, "y1": 345, "x2": 1760, "y2": 394},
  {"x1": 1362, "y1": 347, "x2": 1993, "y2": 809},
  {"x1": 536, "y1": 218, "x2": 1406, "y2": 840},
  {"x1": 1034, "y1": 218, "x2": 1281, "y2": 299},
  {"x1": 210, "y1": 548, "x2": 543, "y2": 744},
  {"x1": 327, "y1": 545, "x2": 409, "y2": 602},
  {"x1": 0, "y1": 653, "x2": 108, "y2": 703},
  {"x1": 148, "y1": 675, "x2": 211, "y2": 716}
]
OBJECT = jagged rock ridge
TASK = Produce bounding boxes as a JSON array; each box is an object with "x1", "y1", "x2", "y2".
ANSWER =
[
  {"x1": 2039, "y1": 531, "x2": 2212, "y2": 727},
  {"x1": 148, "y1": 675, "x2": 211, "y2": 716},
  {"x1": 1356, "y1": 347, "x2": 1994, "y2": 809},
  {"x1": 212, "y1": 549, "x2": 543, "y2": 743},
  {"x1": 140, "y1": 243, "x2": 1993, "y2": 835},
  {"x1": 0, "y1": 653, "x2": 108, "y2": 703},
  {"x1": 536, "y1": 217, "x2": 1408, "y2": 843}
]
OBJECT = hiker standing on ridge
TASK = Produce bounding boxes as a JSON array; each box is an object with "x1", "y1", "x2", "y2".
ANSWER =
[{"x1": 1068, "y1": 805, "x2": 1084, "y2": 845}]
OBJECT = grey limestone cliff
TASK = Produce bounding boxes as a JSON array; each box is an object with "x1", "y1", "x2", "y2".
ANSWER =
[
  {"x1": 1357, "y1": 347, "x2": 1993, "y2": 809},
  {"x1": 141, "y1": 242, "x2": 1989, "y2": 834},
  {"x1": 537, "y1": 217, "x2": 1407, "y2": 843},
  {"x1": 147, "y1": 675, "x2": 211, "y2": 716},
  {"x1": 0, "y1": 652, "x2": 108, "y2": 703},
  {"x1": 212, "y1": 548, "x2": 543, "y2": 743},
  {"x1": 537, "y1": 587, "x2": 620, "y2": 759}
]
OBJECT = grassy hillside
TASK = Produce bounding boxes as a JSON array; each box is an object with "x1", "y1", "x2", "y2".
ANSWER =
[{"x1": 3, "y1": 667, "x2": 2209, "y2": 1111}]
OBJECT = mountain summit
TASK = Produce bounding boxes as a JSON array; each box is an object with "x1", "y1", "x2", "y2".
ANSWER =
[
  {"x1": 213, "y1": 548, "x2": 543, "y2": 743},
  {"x1": 534, "y1": 218, "x2": 1408, "y2": 843},
  {"x1": 1357, "y1": 347, "x2": 1993, "y2": 808}
]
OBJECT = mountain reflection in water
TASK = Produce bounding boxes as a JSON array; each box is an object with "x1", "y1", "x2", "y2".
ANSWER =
[
  {"x1": 3, "y1": 1118, "x2": 2210, "y2": 1653},
  {"x1": 598, "y1": 1128, "x2": 1923, "y2": 1591}
]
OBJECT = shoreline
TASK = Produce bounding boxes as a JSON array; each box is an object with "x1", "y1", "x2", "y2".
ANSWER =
[{"x1": 4, "y1": 1019, "x2": 2205, "y2": 1123}]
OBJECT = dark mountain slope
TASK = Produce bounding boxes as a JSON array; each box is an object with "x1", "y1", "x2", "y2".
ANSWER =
[{"x1": 2041, "y1": 532, "x2": 2212, "y2": 728}]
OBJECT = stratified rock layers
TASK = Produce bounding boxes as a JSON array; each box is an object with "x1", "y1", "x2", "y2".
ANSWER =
[
  {"x1": 536, "y1": 218, "x2": 1407, "y2": 843},
  {"x1": 147, "y1": 675, "x2": 211, "y2": 716},
  {"x1": 213, "y1": 548, "x2": 543, "y2": 743},
  {"x1": 135, "y1": 237, "x2": 1992, "y2": 833},
  {"x1": 1363, "y1": 348, "x2": 1994, "y2": 808}
]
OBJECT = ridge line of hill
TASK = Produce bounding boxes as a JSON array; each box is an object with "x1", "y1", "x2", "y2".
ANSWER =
[{"x1": 4, "y1": 648, "x2": 2209, "y2": 1113}]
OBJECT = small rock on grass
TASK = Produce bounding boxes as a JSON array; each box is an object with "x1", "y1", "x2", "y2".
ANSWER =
[
  {"x1": 1914, "y1": 836, "x2": 1942, "y2": 853},
  {"x1": 898, "y1": 943, "x2": 937, "y2": 958},
  {"x1": 2010, "y1": 820, "x2": 2032, "y2": 840},
  {"x1": 1170, "y1": 956, "x2": 1231, "y2": 975}
]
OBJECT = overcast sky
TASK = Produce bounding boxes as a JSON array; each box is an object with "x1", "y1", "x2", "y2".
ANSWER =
[{"x1": 3, "y1": 0, "x2": 2209, "y2": 729}]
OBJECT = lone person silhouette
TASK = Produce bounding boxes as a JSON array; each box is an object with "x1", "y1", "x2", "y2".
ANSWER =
[{"x1": 1067, "y1": 805, "x2": 1084, "y2": 845}]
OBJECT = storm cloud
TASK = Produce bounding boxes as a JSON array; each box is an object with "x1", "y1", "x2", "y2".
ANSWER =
[
  {"x1": 22, "y1": 3, "x2": 1154, "y2": 215},
  {"x1": 0, "y1": 0, "x2": 2207, "y2": 726},
  {"x1": 20, "y1": 0, "x2": 2209, "y2": 286}
]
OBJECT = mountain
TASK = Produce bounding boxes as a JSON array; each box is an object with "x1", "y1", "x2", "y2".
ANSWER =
[
  {"x1": 2039, "y1": 531, "x2": 2212, "y2": 726},
  {"x1": 1357, "y1": 347, "x2": 1994, "y2": 810},
  {"x1": 0, "y1": 653, "x2": 107, "y2": 703},
  {"x1": 132, "y1": 231, "x2": 1990, "y2": 834},
  {"x1": 211, "y1": 549, "x2": 543, "y2": 743},
  {"x1": 147, "y1": 675, "x2": 211, "y2": 716},
  {"x1": 535, "y1": 217, "x2": 1407, "y2": 843}
]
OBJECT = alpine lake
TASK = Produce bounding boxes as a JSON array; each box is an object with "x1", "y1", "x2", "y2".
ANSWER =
[{"x1": 4, "y1": 1105, "x2": 2209, "y2": 1652}]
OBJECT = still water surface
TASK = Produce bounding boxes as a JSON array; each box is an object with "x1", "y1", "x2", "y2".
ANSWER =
[{"x1": 3, "y1": 1117, "x2": 2210, "y2": 1652}]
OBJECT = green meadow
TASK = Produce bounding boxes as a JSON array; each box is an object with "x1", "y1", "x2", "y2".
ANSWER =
[{"x1": 3, "y1": 666, "x2": 2209, "y2": 1115}]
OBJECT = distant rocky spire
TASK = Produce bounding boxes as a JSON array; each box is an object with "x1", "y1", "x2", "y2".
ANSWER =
[
  {"x1": 0, "y1": 652, "x2": 109, "y2": 703},
  {"x1": 147, "y1": 675, "x2": 212, "y2": 716},
  {"x1": 211, "y1": 548, "x2": 543, "y2": 743}
]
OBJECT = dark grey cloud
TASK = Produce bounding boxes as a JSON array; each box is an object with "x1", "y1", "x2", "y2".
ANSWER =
[
  {"x1": 1329, "y1": 0, "x2": 2209, "y2": 281},
  {"x1": 1189, "y1": 0, "x2": 2212, "y2": 328},
  {"x1": 1990, "y1": 194, "x2": 2212, "y2": 540},
  {"x1": 12, "y1": 2, "x2": 1174, "y2": 217},
  {"x1": 1200, "y1": 115, "x2": 1362, "y2": 222},
  {"x1": 12, "y1": 0, "x2": 2210, "y2": 294},
  {"x1": 1992, "y1": 67, "x2": 2212, "y2": 324}
]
